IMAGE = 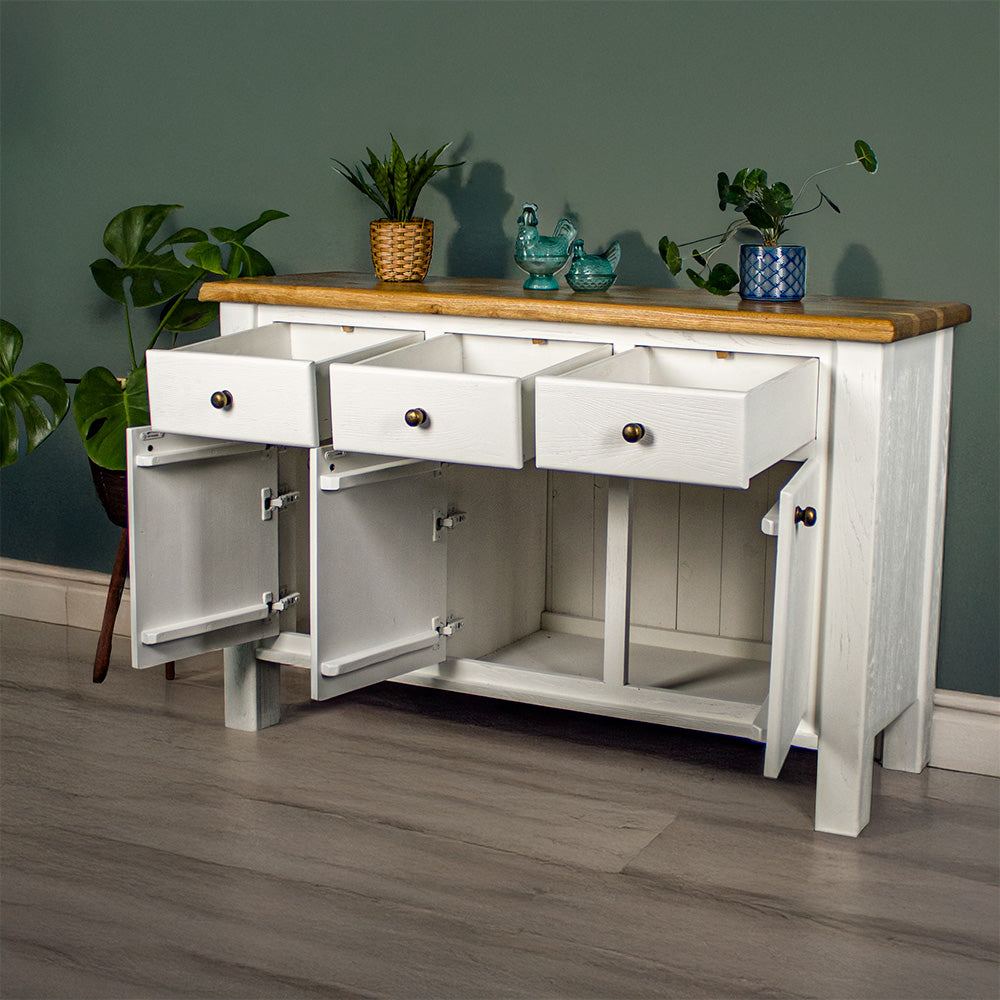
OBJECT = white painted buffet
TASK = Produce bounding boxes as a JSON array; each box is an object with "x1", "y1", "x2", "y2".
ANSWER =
[{"x1": 127, "y1": 273, "x2": 970, "y2": 836}]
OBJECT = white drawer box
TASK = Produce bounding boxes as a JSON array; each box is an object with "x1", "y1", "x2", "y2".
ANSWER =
[
  {"x1": 534, "y1": 347, "x2": 818, "y2": 487},
  {"x1": 328, "y1": 334, "x2": 611, "y2": 468},
  {"x1": 147, "y1": 323, "x2": 422, "y2": 447}
]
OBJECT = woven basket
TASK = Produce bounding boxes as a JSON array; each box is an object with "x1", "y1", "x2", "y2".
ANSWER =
[{"x1": 370, "y1": 218, "x2": 434, "y2": 281}]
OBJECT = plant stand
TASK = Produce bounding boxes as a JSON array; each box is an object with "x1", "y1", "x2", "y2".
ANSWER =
[{"x1": 92, "y1": 525, "x2": 174, "y2": 684}]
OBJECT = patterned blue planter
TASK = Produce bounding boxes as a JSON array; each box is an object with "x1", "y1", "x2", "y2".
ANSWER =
[{"x1": 739, "y1": 245, "x2": 806, "y2": 301}]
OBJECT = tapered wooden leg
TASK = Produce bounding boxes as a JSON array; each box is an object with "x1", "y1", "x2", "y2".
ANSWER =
[
  {"x1": 92, "y1": 525, "x2": 175, "y2": 683},
  {"x1": 93, "y1": 527, "x2": 129, "y2": 684}
]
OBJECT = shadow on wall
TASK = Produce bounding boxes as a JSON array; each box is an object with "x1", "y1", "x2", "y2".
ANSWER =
[
  {"x1": 435, "y1": 157, "x2": 515, "y2": 278},
  {"x1": 608, "y1": 230, "x2": 676, "y2": 289},
  {"x1": 834, "y1": 243, "x2": 884, "y2": 298}
]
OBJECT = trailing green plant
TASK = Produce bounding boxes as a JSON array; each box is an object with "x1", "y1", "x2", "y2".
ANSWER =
[
  {"x1": 659, "y1": 140, "x2": 878, "y2": 295},
  {"x1": 0, "y1": 319, "x2": 69, "y2": 467},
  {"x1": 77, "y1": 203, "x2": 287, "y2": 470},
  {"x1": 332, "y1": 136, "x2": 463, "y2": 222}
]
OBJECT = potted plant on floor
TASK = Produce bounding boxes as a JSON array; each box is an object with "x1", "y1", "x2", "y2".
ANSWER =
[
  {"x1": 332, "y1": 136, "x2": 463, "y2": 281},
  {"x1": 0, "y1": 319, "x2": 69, "y2": 466},
  {"x1": 658, "y1": 139, "x2": 877, "y2": 300}
]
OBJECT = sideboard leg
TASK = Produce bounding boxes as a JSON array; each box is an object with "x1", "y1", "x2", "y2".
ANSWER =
[
  {"x1": 224, "y1": 641, "x2": 281, "y2": 730},
  {"x1": 814, "y1": 730, "x2": 876, "y2": 837}
]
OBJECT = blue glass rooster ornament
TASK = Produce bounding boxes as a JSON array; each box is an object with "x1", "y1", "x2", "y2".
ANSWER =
[
  {"x1": 565, "y1": 238, "x2": 621, "y2": 292},
  {"x1": 514, "y1": 203, "x2": 577, "y2": 290}
]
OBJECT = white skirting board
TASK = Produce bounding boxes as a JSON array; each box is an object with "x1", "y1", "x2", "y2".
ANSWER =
[{"x1": 2, "y1": 556, "x2": 997, "y2": 779}]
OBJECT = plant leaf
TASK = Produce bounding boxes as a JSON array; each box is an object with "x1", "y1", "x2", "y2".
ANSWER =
[
  {"x1": 743, "y1": 203, "x2": 777, "y2": 232},
  {"x1": 91, "y1": 204, "x2": 202, "y2": 308},
  {"x1": 185, "y1": 241, "x2": 225, "y2": 274},
  {"x1": 855, "y1": 139, "x2": 878, "y2": 173},
  {"x1": 73, "y1": 366, "x2": 149, "y2": 471},
  {"x1": 0, "y1": 319, "x2": 69, "y2": 466},
  {"x1": 657, "y1": 237, "x2": 682, "y2": 275},
  {"x1": 817, "y1": 186, "x2": 841, "y2": 213},
  {"x1": 687, "y1": 264, "x2": 738, "y2": 295},
  {"x1": 158, "y1": 298, "x2": 218, "y2": 335}
]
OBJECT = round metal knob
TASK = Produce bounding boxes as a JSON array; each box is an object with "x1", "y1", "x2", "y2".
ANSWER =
[
  {"x1": 404, "y1": 408, "x2": 428, "y2": 427},
  {"x1": 794, "y1": 505, "x2": 817, "y2": 527},
  {"x1": 210, "y1": 390, "x2": 233, "y2": 410},
  {"x1": 622, "y1": 422, "x2": 645, "y2": 443}
]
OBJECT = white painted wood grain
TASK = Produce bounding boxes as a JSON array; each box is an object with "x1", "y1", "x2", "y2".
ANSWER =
[
  {"x1": 310, "y1": 456, "x2": 447, "y2": 701},
  {"x1": 147, "y1": 323, "x2": 422, "y2": 447},
  {"x1": 534, "y1": 348, "x2": 818, "y2": 487},
  {"x1": 329, "y1": 335, "x2": 609, "y2": 467},
  {"x1": 676, "y1": 485, "x2": 723, "y2": 635},
  {"x1": 764, "y1": 459, "x2": 823, "y2": 778},
  {"x1": 126, "y1": 429, "x2": 279, "y2": 670}
]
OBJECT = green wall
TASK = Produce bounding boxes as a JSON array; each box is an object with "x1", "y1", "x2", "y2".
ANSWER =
[{"x1": 2, "y1": 1, "x2": 997, "y2": 696}]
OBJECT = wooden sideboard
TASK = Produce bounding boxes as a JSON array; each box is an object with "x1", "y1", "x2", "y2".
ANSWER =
[{"x1": 126, "y1": 273, "x2": 970, "y2": 836}]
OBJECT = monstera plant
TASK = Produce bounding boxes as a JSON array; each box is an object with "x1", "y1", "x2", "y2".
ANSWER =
[
  {"x1": 0, "y1": 319, "x2": 69, "y2": 467},
  {"x1": 75, "y1": 203, "x2": 287, "y2": 470}
]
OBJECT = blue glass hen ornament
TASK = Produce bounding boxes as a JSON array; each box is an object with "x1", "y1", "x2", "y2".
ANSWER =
[
  {"x1": 514, "y1": 203, "x2": 577, "y2": 290},
  {"x1": 565, "y1": 238, "x2": 621, "y2": 292}
]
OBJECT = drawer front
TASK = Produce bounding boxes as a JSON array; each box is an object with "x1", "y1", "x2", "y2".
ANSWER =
[
  {"x1": 329, "y1": 335, "x2": 612, "y2": 468},
  {"x1": 147, "y1": 324, "x2": 423, "y2": 447},
  {"x1": 147, "y1": 351, "x2": 322, "y2": 447},
  {"x1": 534, "y1": 349, "x2": 818, "y2": 488},
  {"x1": 330, "y1": 365, "x2": 525, "y2": 467}
]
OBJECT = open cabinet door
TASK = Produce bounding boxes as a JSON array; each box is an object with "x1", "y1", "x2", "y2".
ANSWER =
[
  {"x1": 764, "y1": 459, "x2": 824, "y2": 778},
  {"x1": 310, "y1": 452, "x2": 448, "y2": 701},
  {"x1": 127, "y1": 428, "x2": 281, "y2": 670}
]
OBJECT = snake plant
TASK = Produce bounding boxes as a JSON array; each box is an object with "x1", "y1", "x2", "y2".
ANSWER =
[{"x1": 332, "y1": 136, "x2": 463, "y2": 222}]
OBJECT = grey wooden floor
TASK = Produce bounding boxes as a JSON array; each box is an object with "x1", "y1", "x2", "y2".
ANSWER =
[{"x1": 1, "y1": 616, "x2": 997, "y2": 1000}]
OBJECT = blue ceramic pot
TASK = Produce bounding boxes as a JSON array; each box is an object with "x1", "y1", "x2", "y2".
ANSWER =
[{"x1": 739, "y1": 245, "x2": 806, "y2": 301}]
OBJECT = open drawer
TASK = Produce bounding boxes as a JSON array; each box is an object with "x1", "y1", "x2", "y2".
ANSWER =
[
  {"x1": 146, "y1": 322, "x2": 423, "y2": 447},
  {"x1": 328, "y1": 334, "x2": 611, "y2": 468},
  {"x1": 534, "y1": 346, "x2": 819, "y2": 487}
]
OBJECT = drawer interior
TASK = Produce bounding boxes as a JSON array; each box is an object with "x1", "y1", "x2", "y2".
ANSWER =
[
  {"x1": 567, "y1": 346, "x2": 812, "y2": 392},
  {"x1": 177, "y1": 322, "x2": 422, "y2": 363},
  {"x1": 353, "y1": 333, "x2": 607, "y2": 378}
]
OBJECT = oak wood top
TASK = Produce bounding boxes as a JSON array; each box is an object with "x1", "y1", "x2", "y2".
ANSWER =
[{"x1": 199, "y1": 272, "x2": 971, "y2": 343}]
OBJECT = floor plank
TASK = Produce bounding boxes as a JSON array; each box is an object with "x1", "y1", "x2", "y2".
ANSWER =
[{"x1": 1, "y1": 617, "x2": 997, "y2": 999}]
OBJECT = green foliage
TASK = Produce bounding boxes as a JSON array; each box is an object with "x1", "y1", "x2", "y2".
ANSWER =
[
  {"x1": 73, "y1": 367, "x2": 149, "y2": 471},
  {"x1": 78, "y1": 203, "x2": 287, "y2": 469},
  {"x1": 659, "y1": 139, "x2": 878, "y2": 295},
  {"x1": 0, "y1": 320, "x2": 69, "y2": 467},
  {"x1": 332, "y1": 136, "x2": 463, "y2": 222}
]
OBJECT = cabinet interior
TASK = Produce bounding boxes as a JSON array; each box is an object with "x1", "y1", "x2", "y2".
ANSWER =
[{"x1": 283, "y1": 452, "x2": 805, "y2": 730}]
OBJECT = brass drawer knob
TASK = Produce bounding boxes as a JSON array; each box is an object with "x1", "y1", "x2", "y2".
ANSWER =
[
  {"x1": 622, "y1": 422, "x2": 645, "y2": 443},
  {"x1": 404, "y1": 408, "x2": 428, "y2": 427},
  {"x1": 794, "y1": 505, "x2": 817, "y2": 527},
  {"x1": 210, "y1": 390, "x2": 233, "y2": 410}
]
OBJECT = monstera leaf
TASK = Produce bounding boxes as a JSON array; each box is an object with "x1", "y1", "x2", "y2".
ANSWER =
[
  {"x1": 73, "y1": 366, "x2": 149, "y2": 471},
  {"x1": 89, "y1": 204, "x2": 206, "y2": 309},
  {"x1": 0, "y1": 320, "x2": 69, "y2": 467}
]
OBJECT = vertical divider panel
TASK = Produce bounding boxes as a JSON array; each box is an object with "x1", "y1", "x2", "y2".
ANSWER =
[
  {"x1": 676, "y1": 485, "x2": 724, "y2": 635},
  {"x1": 602, "y1": 478, "x2": 634, "y2": 687}
]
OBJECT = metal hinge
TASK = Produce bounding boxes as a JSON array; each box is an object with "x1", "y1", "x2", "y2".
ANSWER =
[
  {"x1": 433, "y1": 508, "x2": 467, "y2": 541},
  {"x1": 261, "y1": 487, "x2": 301, "y2": 520},
  {"x1": 264, "y1": 590, "x2": 301, "y2": 614},
  {"x1": 434, "y1": 615, "x2": 464, "y2": 637}
]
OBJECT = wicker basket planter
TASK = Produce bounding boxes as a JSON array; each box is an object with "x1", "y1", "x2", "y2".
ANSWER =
[{"x1": 370, "y1": 218, "x2": 434, "y2": 282}]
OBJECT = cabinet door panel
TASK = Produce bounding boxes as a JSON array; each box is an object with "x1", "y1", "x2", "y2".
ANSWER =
[
  {"x1": 310, "y1": 454, "x2": 447, "y2": 700},
  {"x1": 127, "y1": 428, "x2": 280, "y2": 669},
  {"x1": 764, "y1": 459, "x2": 823, "y2": 777}
]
